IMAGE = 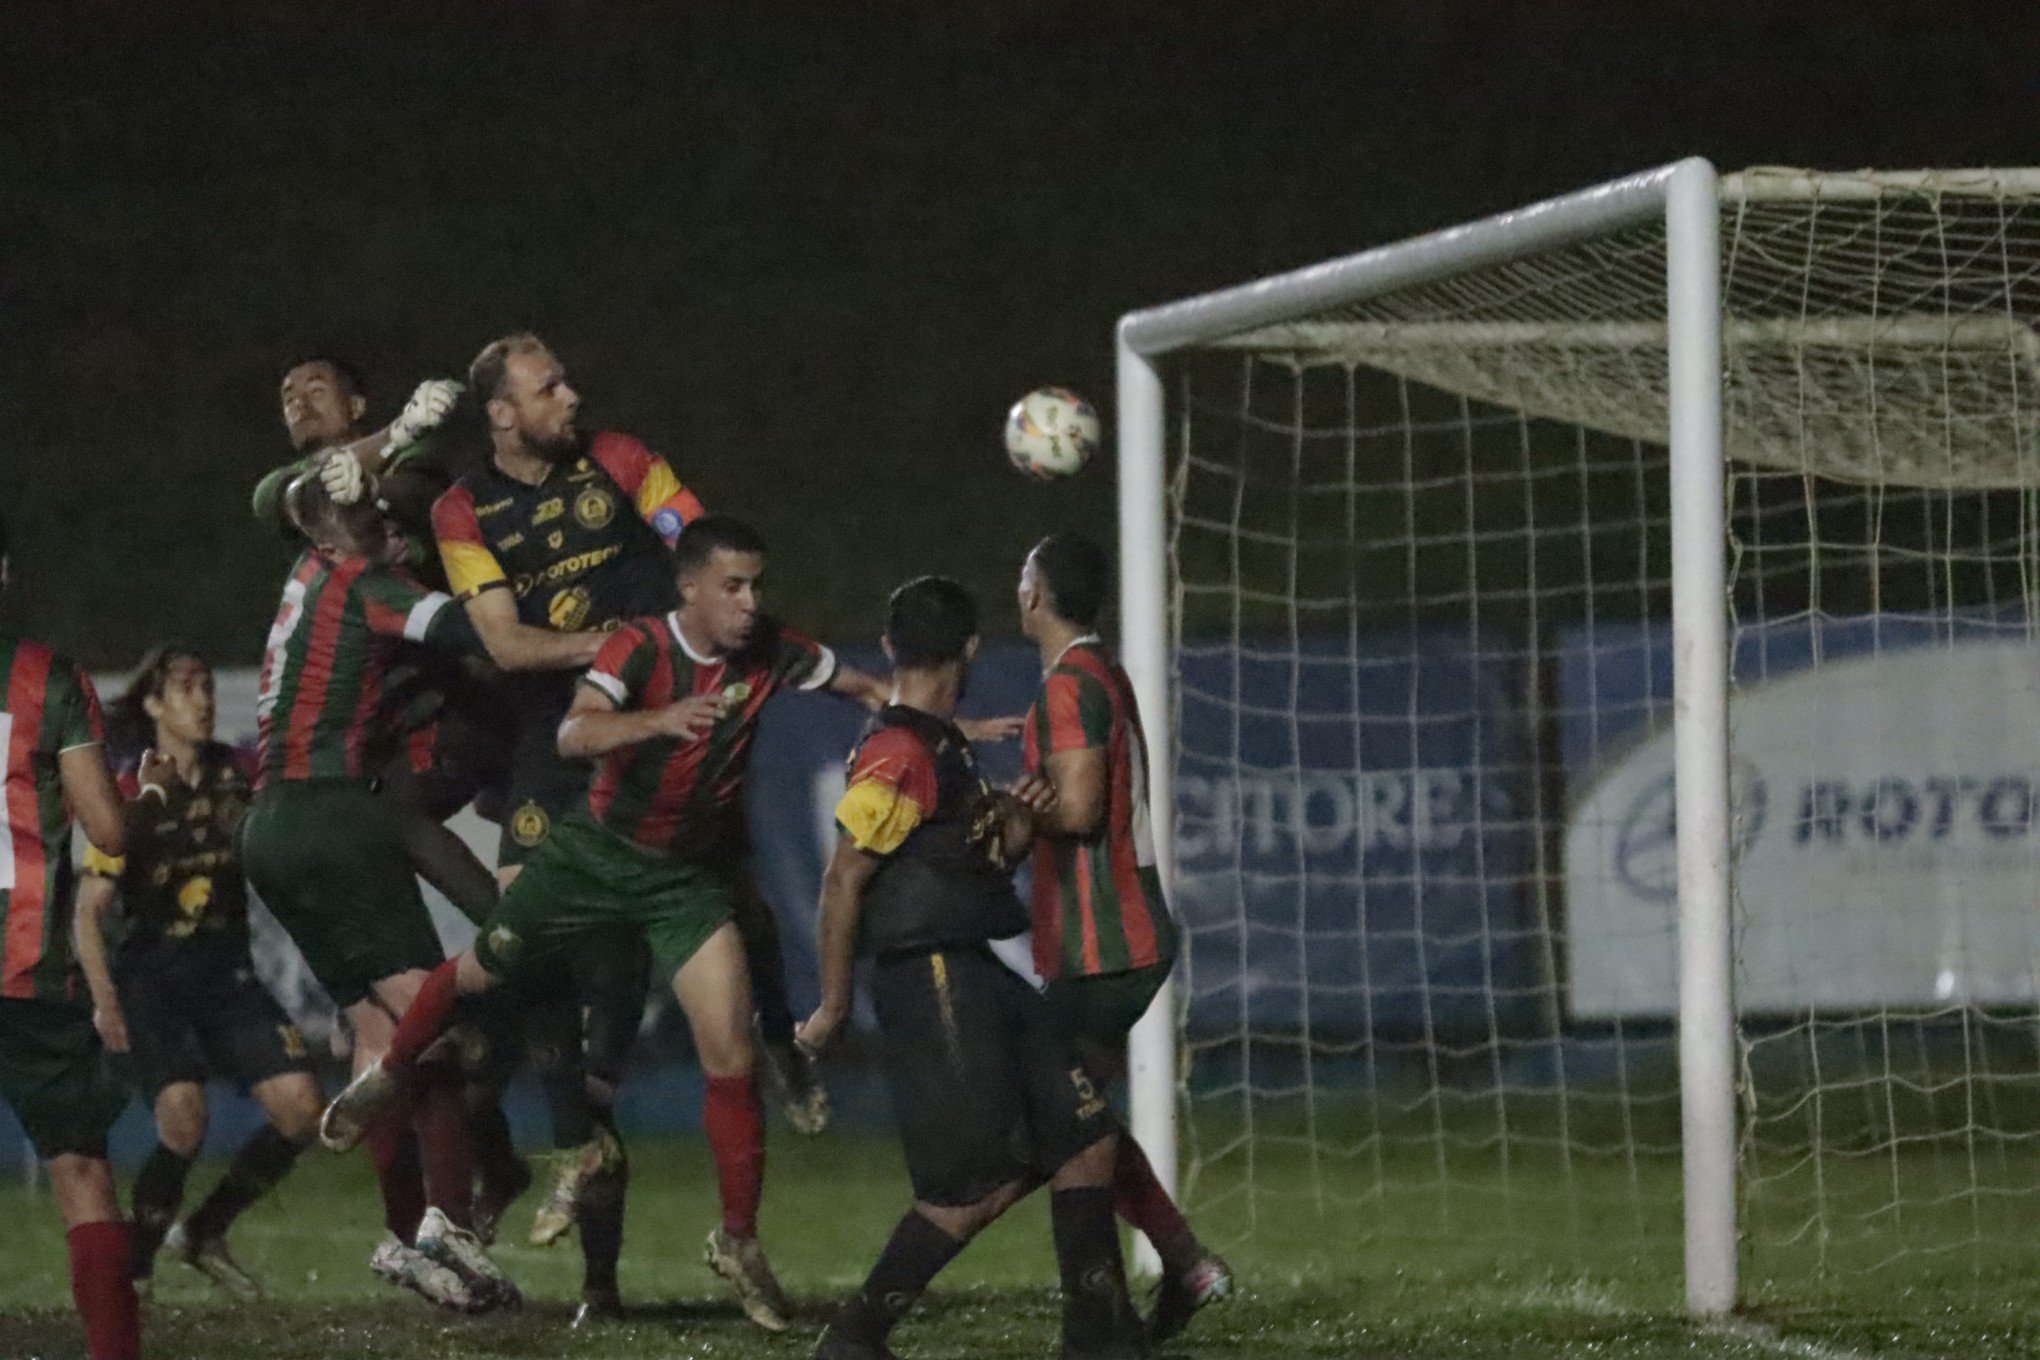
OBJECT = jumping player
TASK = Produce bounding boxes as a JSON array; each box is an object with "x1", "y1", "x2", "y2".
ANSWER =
[
  {"x1": 430, "y1": 334, "x2": 823, "y2": 1318},
  {"x1": 72, "y1": 645, "x2": 322, "y2": 1298},
  {"x1": 798, "y1": 576, "x2": 1145, "y2": 1360},
  {"x1": 324, "y1": 515, "x2": 892, "y2": 1333},
  {"x1": 239, "y1": 478, "x2": 515, "y2": 1312},
  {"x1": 1017, "y1": 533, "x2": 1231, "y2": 1341},
  {"x1": 0, "y1": 519, "x2": 141, "y2": 1360}
]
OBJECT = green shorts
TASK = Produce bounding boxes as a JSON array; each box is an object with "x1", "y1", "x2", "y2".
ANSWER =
[
  {"x1": 475, "y1": 814, "x2": 733, "y2": 987},
  {"x1": 0, "y1": 998, "x2": 128, "y2": 1159},
  {"x1": 240, "y1": 781, "x2": 445, "y2": 1009},
  {"x1": 1040, "y1": 960, "x2": 1173, "y2": 1075}
]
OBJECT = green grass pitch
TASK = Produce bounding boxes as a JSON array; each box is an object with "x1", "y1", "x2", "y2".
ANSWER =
[{"x1": 0, "y1": 1128, "x2": 2037, "y2": 1358}]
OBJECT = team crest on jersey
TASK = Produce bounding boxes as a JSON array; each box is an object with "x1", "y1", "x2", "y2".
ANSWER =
[
  {"x1": 549, "y1": 585, "x2": 593, "y2": 630},
  {"x1": 574, "y1": 487, "x2": 615, "y2": 530},
  {"x1": 511, "y1": 801, "x2": 551, "y2": 848},
  {"x1": 718, "y1": 681, "x2": 753, "y2": 716}
]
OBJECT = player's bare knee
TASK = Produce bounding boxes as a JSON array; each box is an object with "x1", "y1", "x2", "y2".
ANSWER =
[
  {"x1": 155, "y1": 1082, "x2": 208, "y2": 1157},
  {"x1": 256, "y1": 1073, "x2": 323, "y2": 1145},
  {"x1": 45, "y1": 1153, "x2": 120, "y2": 1228},
  {"x1": 1049, "y1": 1130, "x2": 1119, "y2": 1191}
]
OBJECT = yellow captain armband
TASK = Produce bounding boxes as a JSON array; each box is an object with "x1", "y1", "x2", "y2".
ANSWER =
[
  {"x1": 81, "y1": 844, "x2": 125, "y2": 879},
  {"x1": 834, "y1": 779, "x2": 926, "y2": 856}
]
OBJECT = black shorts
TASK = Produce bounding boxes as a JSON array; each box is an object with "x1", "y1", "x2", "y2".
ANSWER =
[
  {"x1": 498, "y1": 678, "x2": 592, "y2": 869},
  {"x1": 871, "y1": 944, "x2": 1113, "y2": 1208},
  {"x1": 116, "y1": 940, "x2": 312, "y2": 1101},
  {"x1": 504, "y1": 928, "x2": 653, "y2": 1090},
  {"x1": 380, "y1": 660, "x2": 517, "y2": 825}
]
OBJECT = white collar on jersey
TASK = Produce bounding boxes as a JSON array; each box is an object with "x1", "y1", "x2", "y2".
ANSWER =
[
  {"x1": 1044, "y1": 633, "x2": 1103, "y2": 675},
  {"x1": 667, "y1": 612, "x2": 722, "y2": 666}
]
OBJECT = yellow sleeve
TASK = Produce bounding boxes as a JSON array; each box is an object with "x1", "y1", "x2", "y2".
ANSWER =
[
  {"x1": 834, "y1": 779, "x2": 927, "y2": 856},
  {"x1": 440, "y1": 540, "x2": 508, "y2": 599},
  {"x1": 82, "y1": 843, "x2": 125, "y2": 879}
]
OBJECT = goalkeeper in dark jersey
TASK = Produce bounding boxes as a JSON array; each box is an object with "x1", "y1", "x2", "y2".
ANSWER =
[
  {"x1": 798, "y1": 577, "x2": 1144, "y2": 1360},
  {"x1": 72, "y1": 645, "x2": 321, "y2": 1299}
]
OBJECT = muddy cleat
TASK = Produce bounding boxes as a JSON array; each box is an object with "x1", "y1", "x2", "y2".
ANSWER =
[
  {"x1": 369, "y1": 1233, "x2": 482, "y2": 1312},
  {"x1": 320, "y1": 1060, "x2": 402, "y2": 1152},
  {"x1": 705, "y1": 1225, "x2": 792, "y2": 1332},
  {"x1": 164, "y1": 1222, "x2": 263, "y2": 1300},
  {"x1": 472, "y1": 1154, "x2": 533, "y2": 1247},
  {"x1": 571, "y1": 1286, "x2": 626, "y2": 1328},
  {"x1": 757, "y1": 1022, "x2": 831, "y2": 1134},
  {"x1": 1145, "y1": 1251, "x2": 1233, "y2": 1344},
  {"x1": 529, "y1": 1124, "x2": 623, "y2": 1246},
  {"x1": 813, "y1": 1325, "x2": 899, "y2": 1359},
  {"x1": 416, "y1": 1205, "x2": 521, "y2": 1311}
]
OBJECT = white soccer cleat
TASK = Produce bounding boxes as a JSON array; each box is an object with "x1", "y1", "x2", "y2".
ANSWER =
[
  {"x1": 320, "y1": 1061, "x2": 401, "y2": 1152},
  {"x1": 416, "y1": 1206, "x2": 521, "y2": 1312},
  {"x1": 704, "y1": 1225, "x2": 792, "y2": 1332},
  {"x1": 369, "y1": 1233, "x2": 482, "y2": 1313},
  {"x1": 164, "y1": 1222, "x2": 262, "y2": 1301}
]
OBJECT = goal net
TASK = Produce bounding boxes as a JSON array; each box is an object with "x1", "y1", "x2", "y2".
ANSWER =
[{"x1": 1128, "y1": 163, "x2": 2040, "y2": 1307}]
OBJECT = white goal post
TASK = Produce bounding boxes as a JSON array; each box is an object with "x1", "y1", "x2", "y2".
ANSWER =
[{"x1": 1115, "y1": 158, "x2": 2040, "y2": 1314}]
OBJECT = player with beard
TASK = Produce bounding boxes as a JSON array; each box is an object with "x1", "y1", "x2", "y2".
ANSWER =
[
  {"x1": 426, "y1": 334, "x2": 827, "y2": 1322},
  {"x1": 259, "y1": 355, "x2": 534, "y2": 1245}
]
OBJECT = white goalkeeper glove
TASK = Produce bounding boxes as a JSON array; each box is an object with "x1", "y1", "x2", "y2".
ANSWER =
[
  {"x1": 387, "y1": 377, "x2": 465, "y2": 449},
  {"x1": 315, "y1": 449, "x2": 370, "y2": 506}
]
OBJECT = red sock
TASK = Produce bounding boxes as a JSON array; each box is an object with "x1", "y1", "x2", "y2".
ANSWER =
[
  {"x1": 1113, "y1": 1136, "x2": 1198, "y2": 1270},
  {"x1": 367, "y1": 1120, "x2": 427, "y2": 1243},
  {"x1": 384, "y1": 958, "x2": 464, "y2": 1072},
  {"x1": 413, "y1": 1065, "x2": 475, "y2": 1229},
  {"x1": 703, "y1": 1074, "x2": 765, "y2": 1237},
  {"x1": 67, "y1": 1220, "x2": 139, "y2": 1360}
]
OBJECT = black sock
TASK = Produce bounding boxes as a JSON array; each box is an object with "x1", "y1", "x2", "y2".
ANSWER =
[
  {"x1": 182, "y1": 1126, "x2": 305, "y2": 1243},
  {"x1": 832, "y1": 1210, "x2": 967, "y2": 1344},
  {"x1": 578, "y1": 1156, "x2": 628, "y2": 1295},
  {"x1": 466, "y1": 1101, "x2": 527, "y2": 1196},
  {"x1": 738, "y1": 894, "x2": 797, "y2": 1045},
  {"x1": 1050, "y1": 1187, "x2": 1138, "y2": 1355},
  {"x1": 130, "y1": 1144, "x2": 193, "y2": 1274}
]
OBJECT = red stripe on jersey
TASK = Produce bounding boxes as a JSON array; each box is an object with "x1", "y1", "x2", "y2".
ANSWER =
[
  {"x1": 3, "y1": 647, "x2": 53, "y2": 1000},
  {"x1": 429, "y1": 481, "x2": 487, "y2": 548},
  {"x1": 1074, "y1": 830, "x2": 1102, "y2": 974},
  {"x1": 283, "y1": 558, "x2": 361, "y2": 781},
  {"x1": 1075, "y1": 649, "x2": 1166, "y2": 963},
  {"x1": 587, "y1": 624, "x2": 677, "y2": 826},
  {"x1": 344, "y1": 643, "x2": 383, "y2": 775},
  {"x1": 640, "y1": 648, "x2": 716, "y2": 845}
]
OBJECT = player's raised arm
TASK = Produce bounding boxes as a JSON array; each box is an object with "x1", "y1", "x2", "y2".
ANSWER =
[
  {"x1": 825, "y1": 661, "x2": 889, "y2": 711},
  {"x1": 584, "y1": 431, "x2": 707, "y2": 546}
]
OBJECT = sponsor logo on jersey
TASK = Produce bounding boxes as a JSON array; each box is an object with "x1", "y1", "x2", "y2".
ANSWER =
[
  {"x1": 574, "y1": 487, "x2": 615, "y2": 530},
  {"x1": 549, "y1": 585, "x2": 593, "y2": 630},
  {"x1": 651, "y1": 506, "x2": 684, "y2": 541},
  {"x1": 474, "y1": 497, "x2": 514, "y2": 517},
  {"x1": 497, "y1": 532, "x2": 526, "y2": 550},
  {"x1": 547, "y1": 530, "x2": 566, "y2": 550},
  {"x1": 511, "y1": 543, "x2": 626, "y2": 597},
  {"x1": 718, "y1": 681, "x2": 753, "y2": 716},
  {"x1": 511, "y1": 801, "x2": 551, "y2": 848},
  {"x1": 532, "y1": 497, "x2": 566, "y2": 526},
  {"x1": 486, "y1": 924, "x2": 522, "y2": 964}
]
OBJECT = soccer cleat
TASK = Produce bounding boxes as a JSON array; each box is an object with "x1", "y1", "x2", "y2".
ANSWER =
[
  {"x1": 129, "y1": 1209, "x2": 172, "y2": 1285},
  {"x1": 369, "y1": 1233, "x2": 482, "y2": 1313},
  {"x1": 813, "y1": 1325, "x2": 900, "y2": 1360},
  {"x1": 164, "y1": 1222, "x2": 263, "y2": 1301},
  {"x1": 416, "y1": 1205, "x2": 521, "y2": 1311},
  {"x1": 757, "y1": 1021, "x2": 831, "y2": 1134},
  {"x1": 472, "y1": 1153, "x2": 534, "y2": 1247},
  {"x1": 571, "y1": 1286, "x2": 626, "y2": 1329},
  {"x1": 529, "y1": 1124, "x2": 623, "y2": 1246},
  {"x1": 704, "y1": 1225, "x2": 793, "y2": 1332},
  {"x1": 320, "y1": 1060, "x2": 402, "y2": 1152},
  {"x1": 1145, "y1": 1251, "x2": 1233, "y2": 1344}
]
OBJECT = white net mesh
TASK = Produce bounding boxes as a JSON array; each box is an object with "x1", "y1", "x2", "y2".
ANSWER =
[{"x1": 1164, "y1": 168, "x2": 2040, "y2": 1302}]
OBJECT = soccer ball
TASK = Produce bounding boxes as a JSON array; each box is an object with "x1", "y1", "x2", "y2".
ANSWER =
[{"x1": 1004, "y1": 387, "x2": 1101, "y2": 479}]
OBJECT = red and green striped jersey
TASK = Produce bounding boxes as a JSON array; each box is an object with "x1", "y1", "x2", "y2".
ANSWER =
[
  {"x1": 255, "y1": 550, "x2": 473, "y2": 787},
  {"x1": 1, "y1": 636, "x2": 107, "y2": 1001},
  {"x1": 1023, "y1": 638, "x2": 1178, "y2": 981},
  {"x1": 580, "y1": 613, "x2": 835, "y2": 859}
]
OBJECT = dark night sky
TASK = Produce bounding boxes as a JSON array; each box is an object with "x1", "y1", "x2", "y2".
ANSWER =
[{"x1": 3, "y1": 0, "x2": 2036, "y2": 664}]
